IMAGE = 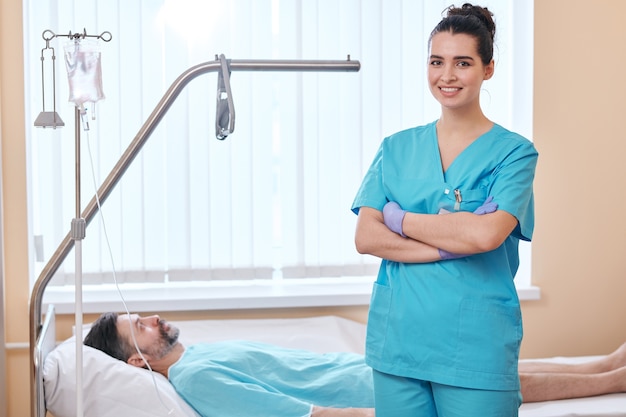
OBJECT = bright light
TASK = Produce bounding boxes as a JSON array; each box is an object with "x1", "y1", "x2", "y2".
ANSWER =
[{"x1": 157, "y1": 0, "x2": 225, "y2": 43}]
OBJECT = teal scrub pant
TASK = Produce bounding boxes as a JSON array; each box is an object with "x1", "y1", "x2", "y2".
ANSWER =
[{"x1": 372, "y1": 370, "x2": 522, "y2": 417}]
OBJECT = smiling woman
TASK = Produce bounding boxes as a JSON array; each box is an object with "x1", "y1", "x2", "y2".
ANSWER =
[
  {"x1": 23, "y1": 0, "x2": 534, "y2": 313},
  {"x1": 351, "y1": 5, "x2": 538, "y2": 415}
]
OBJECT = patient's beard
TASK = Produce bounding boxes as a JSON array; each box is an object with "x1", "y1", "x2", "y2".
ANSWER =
[
  {"x1": 145, "y1": 320, "x2": 180, "y2": 360},
  {"x1": 159, "y1": 320, "x2": 180, "y2": 345}
]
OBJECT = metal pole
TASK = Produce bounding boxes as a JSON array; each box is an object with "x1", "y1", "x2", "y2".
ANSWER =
[{"x1": 72, "y1": 106, "x2": 85, "y2": 417}]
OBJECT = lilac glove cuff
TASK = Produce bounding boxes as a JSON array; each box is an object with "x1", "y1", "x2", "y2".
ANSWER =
[
  {"x1": 473, "y1": 196, "x2": 498, "y2": 215},
  {"x1": 438, "y1": 248, "x2": 463, "y2": 260},
  {"x1": 383, "y1": 201, "x2": 407, "y2": 237}
]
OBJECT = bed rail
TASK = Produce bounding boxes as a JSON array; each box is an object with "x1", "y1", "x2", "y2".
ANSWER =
[{"x1": 28, "y1": 54, "x2": 360, "y2": 417}]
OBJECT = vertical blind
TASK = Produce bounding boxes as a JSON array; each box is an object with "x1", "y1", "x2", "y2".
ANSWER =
[{"x1": 24, "y1": 0, "x2": 533, "y2": 286}]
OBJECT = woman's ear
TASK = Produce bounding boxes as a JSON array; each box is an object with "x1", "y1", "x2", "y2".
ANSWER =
[
  {"x1": 484, "y1": 59, "x2": 495, "y2": 80},
  {"x1": 127, "y1": 353, "x2": 148, "y2": 368}
]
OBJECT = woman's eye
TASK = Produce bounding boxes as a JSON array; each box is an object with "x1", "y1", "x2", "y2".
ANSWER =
[
  {"x1": 457, "y1": 61, "x2": 470, "y2": 67},
  {"x1": 430, "y1": 60, "x2": 442, "y2": 66}
]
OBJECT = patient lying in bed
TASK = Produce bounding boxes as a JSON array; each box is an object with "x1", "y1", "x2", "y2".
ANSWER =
[
  {"x1": 83, "y1": 312, "x2": 626, "y2": 416},
  {"x1": 84, "y1": 312, "x2": 374, "y2": 417}
]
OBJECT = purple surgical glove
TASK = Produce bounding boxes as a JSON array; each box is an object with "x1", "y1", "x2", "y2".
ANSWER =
[
  {"x1": 438, "y1": 247, "x2": 464, "y2": 260},
  {"x1": 383, "y1": 201, "x2": 407, "y2": 237},
  {"x1": 472, "y1": 195, "x2": 498, "y2": 215},
  {"x1": 438, "y1": 196, "x2": 498, "y2": 260}
]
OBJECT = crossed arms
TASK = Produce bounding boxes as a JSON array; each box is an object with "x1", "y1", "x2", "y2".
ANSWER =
[{"x1": 354, "y1": 202, "x2": 518, "y2": 262}]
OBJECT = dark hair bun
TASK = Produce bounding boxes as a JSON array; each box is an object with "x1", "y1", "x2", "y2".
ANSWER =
[{"x1": 446, "y1": 3, "x2": 495, "y2": 41}]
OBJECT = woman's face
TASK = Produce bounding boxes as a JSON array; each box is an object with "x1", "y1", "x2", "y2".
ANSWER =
[{"x1": 428, "y1": 31, "x2": 494, "y2": 111}]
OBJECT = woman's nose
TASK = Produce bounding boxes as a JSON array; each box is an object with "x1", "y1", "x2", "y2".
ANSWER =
[{"x1": 441, "y1": 66, "x2": 456, "y2": 83}]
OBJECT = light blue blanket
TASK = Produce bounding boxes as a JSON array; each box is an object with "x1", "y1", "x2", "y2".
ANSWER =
[{"x1": 169, "y1": 340, "x2": 374, "y2": 417}]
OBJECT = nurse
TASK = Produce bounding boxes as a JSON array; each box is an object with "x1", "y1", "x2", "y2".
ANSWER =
[{"x1": 351, "y1": 3, "x2": 538, "y2": 417}]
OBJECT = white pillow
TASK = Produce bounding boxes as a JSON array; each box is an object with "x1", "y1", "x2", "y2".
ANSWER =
[{"x1": 43, "y1": 338, "x2": 199, "y2": 417}]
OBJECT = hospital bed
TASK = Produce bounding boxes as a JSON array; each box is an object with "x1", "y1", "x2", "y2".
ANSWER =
[{"x1": 37, "y1": 305, "x2": 626, "y2": 417}]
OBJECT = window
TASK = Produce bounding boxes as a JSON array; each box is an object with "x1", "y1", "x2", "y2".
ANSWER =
[{"x1": 25, "y1": 0, "x2": 535, "y2": 309}]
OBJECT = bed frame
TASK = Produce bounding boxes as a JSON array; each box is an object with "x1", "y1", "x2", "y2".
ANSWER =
[
  {"x1": 33, "y1": 305, "x2": 56, "y2": 417},
  {"x1": 28, "y1": 55, "x2": 360, "y2": 417}
]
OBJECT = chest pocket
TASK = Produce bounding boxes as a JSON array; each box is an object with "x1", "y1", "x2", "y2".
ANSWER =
[
  {"x1": 384, "y1": 173, "x2": 488, "y2": 214},
  {"x1": 440, "y1": 186, "x2": 489, "y2": 213}
]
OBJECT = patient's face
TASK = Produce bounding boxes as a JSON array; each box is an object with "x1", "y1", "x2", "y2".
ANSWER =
[{"x1": 117, "y1": 314, "x2": 180, "y2": 361}]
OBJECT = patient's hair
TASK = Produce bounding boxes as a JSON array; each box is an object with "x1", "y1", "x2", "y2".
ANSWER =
[
  {"x1": 84, "y1": 312, "x2": 134, "y2": 362},
  {"x1": 430, "y1": 3, "x2": 496, "y2": 65}
]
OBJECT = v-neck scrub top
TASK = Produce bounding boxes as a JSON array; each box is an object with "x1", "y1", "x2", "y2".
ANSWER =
[{"x1": 351, "y1": 121, "x2": 538, "y2": 391}]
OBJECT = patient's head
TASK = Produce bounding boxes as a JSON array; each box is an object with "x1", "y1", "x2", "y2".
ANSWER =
[
  {"x1": 83, "y1": 312, "x2": 132, "y2": 361},
  {"x1": 84, "y1": 312, "x2": 180, "y2": 365}
]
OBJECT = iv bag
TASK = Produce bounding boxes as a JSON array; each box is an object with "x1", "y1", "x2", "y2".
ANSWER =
[{"x1": 64, "y1": 40, "x2": 105, "y2": 107}]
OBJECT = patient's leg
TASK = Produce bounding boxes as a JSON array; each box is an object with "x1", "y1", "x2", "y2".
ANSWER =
[
  {"x1": 519, "y1": 341, "x2": 626, "y2": 375},
  {"x1": 520, "y1": 366, "x2": 626, "y2": 403}
]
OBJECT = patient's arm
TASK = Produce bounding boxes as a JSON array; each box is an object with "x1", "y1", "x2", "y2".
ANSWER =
[{"x1": 311, "y1": 406, "x2": 375, "y2": 417}]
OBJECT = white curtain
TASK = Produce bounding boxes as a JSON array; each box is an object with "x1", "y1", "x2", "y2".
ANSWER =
[{"x1": 24, "y1": 0, "x2": 533, "y2": 286}]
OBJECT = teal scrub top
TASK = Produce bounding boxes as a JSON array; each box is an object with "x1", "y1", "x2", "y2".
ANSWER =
[
  {"x1": 168, "y1": 341, "x2": 374, "y2": 417},
  {"x1": 351, "y1": 121, "x2": 538, "y2": 391}
]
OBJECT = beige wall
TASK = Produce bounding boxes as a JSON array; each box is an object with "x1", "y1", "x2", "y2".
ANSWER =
[
  {"x1": 519, "y1": 0, "x2": 626, "y2": 359},
  {"x1": 3, "y1": 0, "x2": 626, "y2": 415},
  {"x1": 1, "y1": 0, "x2": 31, "y2": 416}
]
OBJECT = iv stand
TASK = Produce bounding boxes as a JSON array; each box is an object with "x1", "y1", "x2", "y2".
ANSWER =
[
  {"x1": 32, "y1": 28, "x2": 111, "y2": 417},
  {"x1": 71, "y1": 107, "x2": 86, "y2": 417}
]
